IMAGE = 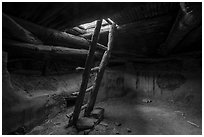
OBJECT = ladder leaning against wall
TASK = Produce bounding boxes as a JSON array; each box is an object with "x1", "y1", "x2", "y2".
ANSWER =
[{"x1": 67, "y1": 19, "x2": 116, "y2": 126}]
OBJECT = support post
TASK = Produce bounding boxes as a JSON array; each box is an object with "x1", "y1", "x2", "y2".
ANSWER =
[
  {"x1": 71, "y1": 20, "x2": 102, "y2": 125},
  {"x1": 84, "y1": 23, "x2": 116, "y2": 116}
]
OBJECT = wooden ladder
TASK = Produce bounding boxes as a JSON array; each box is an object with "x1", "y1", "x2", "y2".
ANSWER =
[{"x1": 69, "y1": 19, "x2": 116, "y2": 126}]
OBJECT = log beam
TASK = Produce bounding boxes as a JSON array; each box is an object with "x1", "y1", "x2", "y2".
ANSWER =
[
  {"x1": 9, "y1": 15, "x2": 105, "y2": 51},
  {"x1": 3, "y1": 39, "x2": 100, "y2": 59},
  {"x1": 2, "y1": 13, "x2": 42, "y2": 44},
  {"x1": 158, "y1": 2, "x2": 202, "y2": 56}
]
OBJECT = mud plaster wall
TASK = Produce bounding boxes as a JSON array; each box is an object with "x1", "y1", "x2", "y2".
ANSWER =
[
  {"x1": 2, "y1": 52, "x2": 87, "y2": 134},
  {"x1": 3, "y1": 50, "x2": 201, "y2": 134},
  {"x1": 97, "y1": 61, "x2": 202, "y2": 110},
  {"x1": 97, "y1": 69, "x2": 125, "y2": 102},
  {"x1": 124, "y1": 70, "x2": 201, "y2": 103}
]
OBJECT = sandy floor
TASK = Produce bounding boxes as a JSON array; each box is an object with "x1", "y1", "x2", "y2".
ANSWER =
[{"x1": 27, "y1": 95, "x2": 202, "y2": 135}]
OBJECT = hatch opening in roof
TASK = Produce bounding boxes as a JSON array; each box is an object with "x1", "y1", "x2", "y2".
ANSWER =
[{"x1": 79, "y1": 18, "x2": 118, "y2": 30}]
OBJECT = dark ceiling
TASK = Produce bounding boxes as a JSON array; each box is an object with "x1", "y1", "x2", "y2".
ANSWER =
[
  {"x1": 3, "y1": 2, "x2": 179, "y2": 30},
  {"x1": 2, "y1": 2, "x2": 202, "y2": 64}
]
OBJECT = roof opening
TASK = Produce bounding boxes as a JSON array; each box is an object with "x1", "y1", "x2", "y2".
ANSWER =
[
  {"x1": 64, "y1": 18, "x2": 117, "y2": 36},
  {"x1": 80, "y1": 19, "x2": 108, "y2": 30}
]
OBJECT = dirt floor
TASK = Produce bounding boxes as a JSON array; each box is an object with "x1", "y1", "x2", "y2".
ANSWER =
[{"x1": 27, "y1": 95, "x2": 202, "y2": 135}]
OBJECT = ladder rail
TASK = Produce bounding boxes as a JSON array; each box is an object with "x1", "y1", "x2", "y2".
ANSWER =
[
  {"x1": 84, "y1": 23, "x2": 116, "y2": 116},
  {"x1": 71, "y1": 20, "x2": 102, "y2": 125}
]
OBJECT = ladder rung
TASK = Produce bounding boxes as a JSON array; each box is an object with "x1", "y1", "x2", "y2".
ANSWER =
[
  {"x1": 65, "y1": 95, "x2": 77, "y2": 100},
  {"x1": 71, "y1": 86, "x2": 93, "y2": 96},
  {"x1": 87, "y1": 40, "x2": 108, "y2": 51},
  {"x1": 76, "y1": 67, "x2": 85, "y2": 71},
  {"x1": 91, "y1": 67, "x2": 100, "y2": 73},
  {"x1": 97, "y1": 43, "x2": 108, "y2": 51},
  {"x1": 86, "y1": 86, "x2": 94, "y2": 92},
  {"x1": 76, "y1": 67, "x2": 100, "y2": 73},
  {"x1": 66, "y1": 104, "x2": 88, "y2": 118}
]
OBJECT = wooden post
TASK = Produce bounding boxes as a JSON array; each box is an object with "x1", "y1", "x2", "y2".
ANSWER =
[
  {"x1": 71, "y1": 20, "x2": 102, "y2": 125},
  {"x1": 84, "y1": 23, "x2": 116, "y2": 116}
]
